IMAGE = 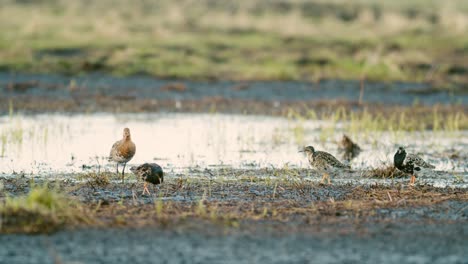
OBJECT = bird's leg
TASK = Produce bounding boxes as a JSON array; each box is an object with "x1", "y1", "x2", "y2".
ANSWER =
[
  {"x1": 321, "y1": 173, "x2": 331, "y2": 185},
  {"x1": 409, "y1": 175, "x2": 416, "y2": 186},
  {"x1": 142, "y1": 182, "x2": 150, "y2": 195},
  {"x1": 116, "y1": 163, "x2": 119, "y2": 176},
  {"x1": 121, "y1": 163, "x2": 126, "y2": 183}
]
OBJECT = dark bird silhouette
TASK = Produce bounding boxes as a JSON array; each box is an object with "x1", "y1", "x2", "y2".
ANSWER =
[
  {"x1": 338, "y1": 134, "x2": 361, "y2": 161},
  {"x1": 109, "y1": 128, "x2": 136, "y2": 183},
  {"x1": 394, "y1": 147, "x2": 435, "y2": 185},
  {"x1": 130, "y1": 163, "x2": 164, "y2": 195},
  {"x1": 300, "y1": 146, "x2": 350, "y2": 184}
]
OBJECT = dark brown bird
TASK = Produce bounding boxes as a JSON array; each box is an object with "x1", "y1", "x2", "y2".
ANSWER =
[
  {"x1": 109, "y1": 128, "x2": 136, "y2": 183},
  {"x1": 394, "y1": 147, "x2": 435, "y2": 185},
  {"x1": 338, "y1": 134, "x2": 361, "y2": 161},
  {"x1": 130, "y1": 163, "x2": 164, "y2": 195}
]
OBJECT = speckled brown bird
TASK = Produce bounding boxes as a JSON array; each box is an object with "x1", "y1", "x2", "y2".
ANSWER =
[
  {"x1": 300, "y1": 146, "x2": 350, "y2": 184},
  {"x1": 394, "y1": 147, "x2": 435, "y2": 185},
  {"x1": 338, "y1": 134, "x2": 361, "y2": 161},
  {"x1": 130, "y1": 163, "x2": 164, "y2": 195},
  {"x1": 109, "y1": 128, "x2": 136, "y2": 183}
]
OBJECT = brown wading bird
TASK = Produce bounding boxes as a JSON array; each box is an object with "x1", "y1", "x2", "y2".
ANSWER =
[
  {"x1": 130, "y1": 163, "x2": 164, "y2": 195},
  {"x1": 338, "y1": 134, "x2": 361, "y2": 161},
  {"x1": 394, "y1": 147, "x2": 435, "y2": 186},
  {"x1": 300, "y1": 146, "x2": 350, "y2": 184},
  {"x1": 109, "y1": 128, "x2": 136, "y2": 183}
]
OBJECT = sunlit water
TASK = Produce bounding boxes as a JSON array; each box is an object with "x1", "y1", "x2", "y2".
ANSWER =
[{"x1": 0, "y1": 113, "x2": 466, "y2": 186}]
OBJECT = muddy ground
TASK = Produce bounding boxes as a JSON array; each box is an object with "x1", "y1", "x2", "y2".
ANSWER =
[
  {"x1": 1, "y1": 72, "x2": 467, "y2": 263},
  {"x1": 1, "y1": 168, "x2": 467, "y2": 263},
  {"x1": 1, "y1": 72, "x2": 467, "y2": 116},
  {"x1": 1, "y1": 222, "x2": 467, "y2": 264}
]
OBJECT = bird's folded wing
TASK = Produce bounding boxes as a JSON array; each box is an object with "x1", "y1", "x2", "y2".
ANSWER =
[{"x1": 406, "y1": 154, "x2": 434, "y2": 168}]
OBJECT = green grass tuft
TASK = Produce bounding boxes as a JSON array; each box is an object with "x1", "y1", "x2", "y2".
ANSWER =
[{"x1": 0, "y1": 184, "x2": 92, "y2": 234}]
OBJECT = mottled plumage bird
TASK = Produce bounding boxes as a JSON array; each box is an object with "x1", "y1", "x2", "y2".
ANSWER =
[
  {"x1": 109, "y1": 128, "x2": 136, "y2": 183},
  {"x1": 338, "y1": 134, "x2": 361, "y2": 161},
  {"x1": 300, "y1": 146, "x2": 350, "y2": 184},
  {"x1": 394, "y1": 147, "x2": 435, "y2": 185},
  {"x1": 130, "y1": 163, "x2": 164, "y2": 195}
]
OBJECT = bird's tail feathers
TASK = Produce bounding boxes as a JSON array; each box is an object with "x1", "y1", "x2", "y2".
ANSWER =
[{"x1": 418, "y1": 161, "x2": 435, "y2": 169}]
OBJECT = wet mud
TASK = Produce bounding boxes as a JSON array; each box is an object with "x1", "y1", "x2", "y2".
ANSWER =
[
  {"x1": 1, "y1": 72, "x2": 467, "y2": 115},
  {"x1": 1, "y1": 222, "x2": 467, "y2": 264},
  {"x1": 1, "y1": 169, "x2": 467, "y2": 263},
  {"x1": 0, "y1": 72, "x2": 467, "y2": 262}
]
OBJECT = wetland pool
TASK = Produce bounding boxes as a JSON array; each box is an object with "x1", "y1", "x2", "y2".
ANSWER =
[{"x1": 0, "y1": 113, "x2": 466, "y2": 187}]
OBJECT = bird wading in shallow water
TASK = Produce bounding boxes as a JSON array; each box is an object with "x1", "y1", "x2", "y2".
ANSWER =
[
  {"x1": 394, "y1": 147, "x2": 435, "y2": 186},
  {"x1": 300, "y1": 146, "x2": 350, "y2": 184},
  {"x1": 338, "y1": 134, "x2": 361, "y2": 162},
  {"x1": 130, "y1": 163, "x2": 164, "y2": 195},
  {"x1": 109, "y1": 128, "x2": 136, "y2": 183}
]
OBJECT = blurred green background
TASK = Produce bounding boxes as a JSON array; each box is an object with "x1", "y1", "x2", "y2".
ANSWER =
[{"x1": 0, "y1": 0, "x2": 467, "y2": 85}]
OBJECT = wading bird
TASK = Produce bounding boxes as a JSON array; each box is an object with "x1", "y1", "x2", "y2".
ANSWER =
[
  {"x1": 130, "y1": 163, "x2": 164, "y2": 195},
  {"x1": 338, "y1": 134, "x2": 361, "y2": 161},
  {"x1": 394, "y1": 147, "x2": 435, "y2": 186},
  {"x1": 300, "y1": 146, "x2": 350, "y2": 184},
  {"x1": 109, "y1": 128, "x2": 136, "y2": 183}
]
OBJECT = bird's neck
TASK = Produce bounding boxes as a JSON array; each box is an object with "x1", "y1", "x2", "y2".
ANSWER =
[{"x1": 394, "y1": 153, "x2": 405, "y2": 167}]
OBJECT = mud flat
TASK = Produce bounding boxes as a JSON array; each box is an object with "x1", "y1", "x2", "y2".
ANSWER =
[
  {"x1": 0, "y1": 170, "x2": 467, "y2": 263},
  {"x1": 1, "y1": 72, "x2": 466, "y2": 115},
  {"x1": 1, "y1": 223, "x2": 467, "y2": 264},
  {"x1": 1, "y1": 73, "x2": 467, "y2": 263}
]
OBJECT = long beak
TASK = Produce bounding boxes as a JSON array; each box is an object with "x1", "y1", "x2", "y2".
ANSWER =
[{"x1": 298, "y1": 150, "x2": 304, "y2": 153}]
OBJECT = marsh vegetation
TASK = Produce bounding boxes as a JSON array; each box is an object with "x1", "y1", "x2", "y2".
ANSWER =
[{"x1": 0, "y1": 0, "x2": 467, "y2": 85}]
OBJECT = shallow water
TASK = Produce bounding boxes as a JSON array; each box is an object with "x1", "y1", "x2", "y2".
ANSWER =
[{"x1": 0, "y1": 113, "x2": 466, "y2": 181}]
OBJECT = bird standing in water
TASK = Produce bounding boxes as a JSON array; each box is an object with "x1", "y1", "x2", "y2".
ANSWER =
[
  {"x1": 338, "y1": 134, "x2": 361, "y2": 162},
  {"x1": 109, "y1": 128, "x2": 136, "y2": 183},
  {"x1": 300, "y1": 146, "x2": 350, "y2": 184},
  {"x1": 130, "y1": 163, "x2": 164, "y2": 195},
  {"x1": 394, "y1": 147, "x2": 435, "y2": 186}
]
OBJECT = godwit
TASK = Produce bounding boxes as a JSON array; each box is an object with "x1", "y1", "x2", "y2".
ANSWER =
[{"x1": 109, "y1": 128, "x2": 136, "y2": 183}]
